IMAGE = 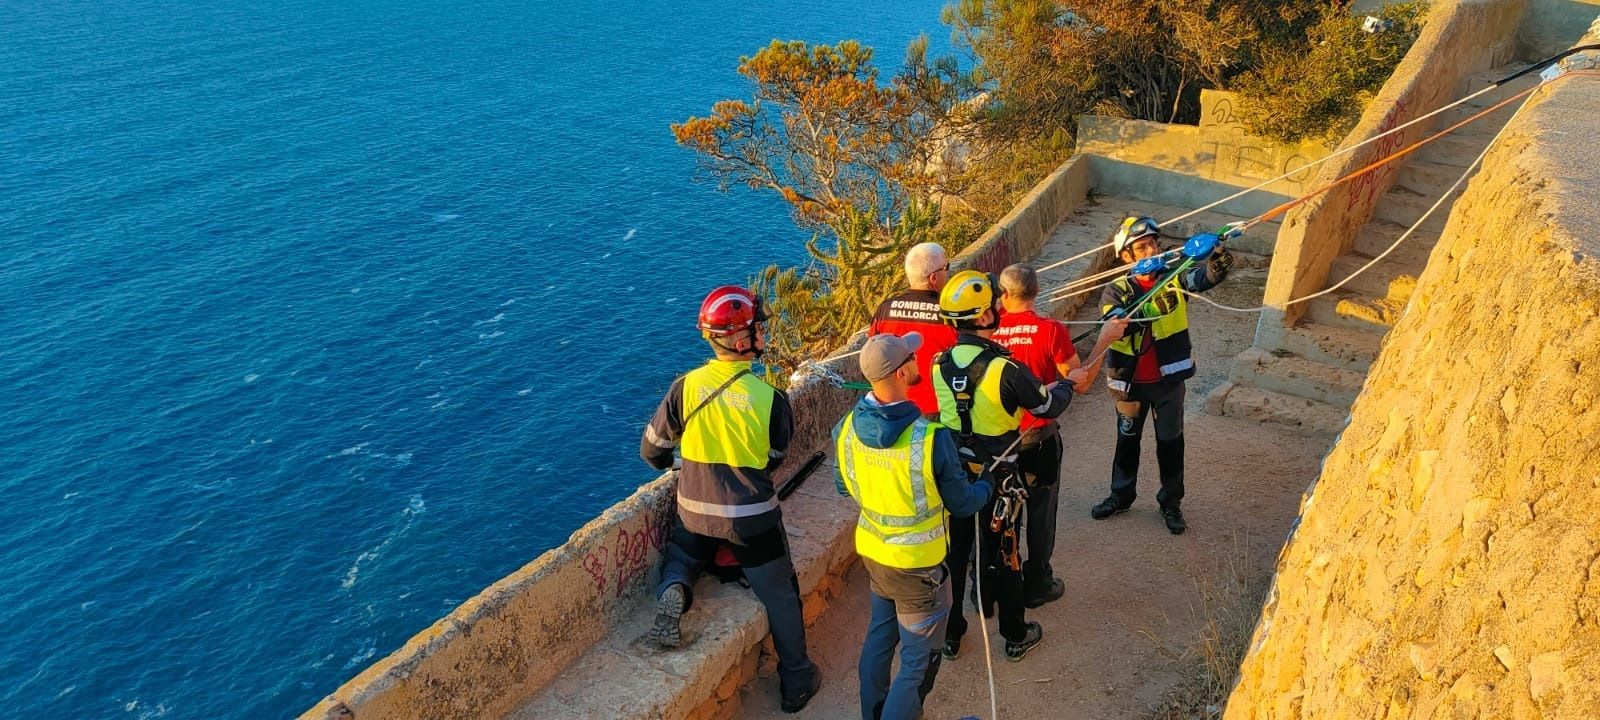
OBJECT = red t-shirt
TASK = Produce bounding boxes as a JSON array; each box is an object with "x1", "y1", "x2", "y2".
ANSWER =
[
  {"x1": 993, "y1": 309, "x2": 1077, "y2": 431},
  {"x1": 869, "y1": 289, "x2": 959, "y2": 416},
  {"x1": 1131, "y1": 277, "x2": 1162, "y2": 383}
]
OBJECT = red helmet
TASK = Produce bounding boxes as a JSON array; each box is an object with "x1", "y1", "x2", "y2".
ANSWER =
[{"x1": 697, "y1": 286, "x2": 766, "y2": 337}]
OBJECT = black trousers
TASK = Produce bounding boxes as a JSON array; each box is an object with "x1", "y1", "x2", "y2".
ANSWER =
[
  {"x1": 945, "y1": 497, "x2": 1027, "y2": 644},
  {"x1": 1110, "y1": 380, "x2": 1186, "y2": 508},
  {"x1": 1018, "y1": 431, "x2": 1063, "y2": 589}
]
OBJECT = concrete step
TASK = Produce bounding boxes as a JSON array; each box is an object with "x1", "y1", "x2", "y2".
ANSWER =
[
  {"x1": 1395, "y1": 159, "x2": 1471, "y2": 197},
  {"x1": 1372, "y1": 185, "x2": 1463, "y2": 230},
  {"x1": 1415, "y1": 132, "x2": 1492, "y2": 168},
  {"x1": 1205, "y1": 381, "x2": 1348, "y2": 437},
  {"x1": 1305, "y1": 290, "x2": 1407, "y2": 333},
  {"x1": 1350, "y1": 220, "x2": 1437, "y2": 266},
  {"x1": 1433, "y1": 99, "x2": 1520, "y2": 137},
  {"x1": 1229, "y1": 346, "x2": 1366, "y2": 408},
  {"x1": 1459, "y1": 65, "x2": 1537, "y2": 107},
  {"x1": 1325, "y1": 254, "x2": 1416, "y2": 303},
  {"x1": 1278, "y1": 321, "x2": 1385, "y2": 372}
]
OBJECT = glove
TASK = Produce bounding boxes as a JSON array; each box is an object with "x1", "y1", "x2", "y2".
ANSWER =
[
  {"x1": 1150, "y1": 287, "x2": 1179, "y2": 315},
  {"x1": 1209, "y1": 245, "x2": 1235, "y2": 275}
]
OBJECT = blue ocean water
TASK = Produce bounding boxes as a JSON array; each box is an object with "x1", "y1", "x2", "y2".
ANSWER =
[{"x1": 0, "y1": 1, "x2": 947, "y2": 717}]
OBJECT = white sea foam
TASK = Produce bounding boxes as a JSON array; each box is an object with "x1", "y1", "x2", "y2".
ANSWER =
[
  {"x1": 55, "y1": 686, "x2": 75, "y2": 698},
  {"x1": 473, "y1": 312, "x2": 505, "y2": 326},
  {"x1": 602, "y1": 252, "x2": 612, "y2": 259},
  {"x1": 63, "y1": 492, "x2": 80, "y2": 500},
  {"x1": 623, "y1": 228, "x2": 637, "y2": 241},
  {"x1": 516, "y1": 388, "x2": 532, "y2": 396},
  {"x1": 243, "y1": 373, "x2": 259, "y2": 384},
  {"x1": 500, "y1": 296, "x2": 522, "y2": 307},
  {"x1": 433, "y1": 213, "x2": 459, "y2": 222},
  {"x1": 339, "y1": 443, "x2": 369, "y2": 456},
  {"x1": 342, "y1": 496, "x2": 423, "y2": 589},
  {"x1": 342, "y1": 640, "x2": 377, "y2": 669},
  {"x1": 478, "y1": 330, "x2": 504, "y2": 339},
  {"x1": 350, "y1": 288, "x2": 361, "y2": 294}
]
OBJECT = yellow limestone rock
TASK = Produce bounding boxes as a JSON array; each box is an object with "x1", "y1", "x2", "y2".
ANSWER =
[
  {"x1": 1528, "y1": 652, "x2": 1565, "y2": 701},
  {"x1": 1493, "y1": 645, "x2": 1515, "y2": 671},
  {"x1": 1408, "y1": 642, "x2": 1438, "y2": 681}
]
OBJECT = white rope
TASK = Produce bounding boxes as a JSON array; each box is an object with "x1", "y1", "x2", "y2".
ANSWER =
[
  {"x1": 1158, "y1": 81, "x2": 1505, "y2": 228},
  {"x1": 1031, "y1": 81, "x2": 1505, "y2": 279},
  {"x1": 1180, "y1": 89, "x2": 1534, "y2": 315},
  {"x1": 971, "y1": 434, "x2": 1022, "y2": 720}
]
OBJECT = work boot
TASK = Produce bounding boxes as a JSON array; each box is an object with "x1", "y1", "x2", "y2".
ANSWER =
[
  {"x1": 941, "y1": 636, "x2": 961, "y2": 661},
  {"x1": 779, "y1": 667, "x2": 822, "y2": 713},
  {"x1": 1023, "y1": 577, "x2": 1065, "y2": 609},
  {"x1": 1161, "y1": 505, "x2": 1187, "y2": 535},
  {"x1": 1091, "y1": 495, "x2": 1131, "y2": 519},
  {"x1": 650, "y1": 583, "x2": 687, "y2": 648},
  {"x1": 1003, "y1": 622, "x2": 1044, "y2": 662}
]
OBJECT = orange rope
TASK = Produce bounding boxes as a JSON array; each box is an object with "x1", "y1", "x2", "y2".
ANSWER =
[{"x1": 1248, "y1": 72, "x2": 1598, "y2": 226}]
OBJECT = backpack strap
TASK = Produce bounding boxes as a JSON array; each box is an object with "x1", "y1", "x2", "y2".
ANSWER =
[{"x1": 936, "y1": 347, "x2": 998, "y2": 440}]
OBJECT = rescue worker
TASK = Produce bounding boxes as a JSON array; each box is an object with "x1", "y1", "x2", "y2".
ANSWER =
[
  {"x1": 932, "y1": 270, "x2": 1074, "y2": 662},
  {"x1": 1092, "y1": 216, "x2": 1234, "y2": 534},
  {"x1": 639, "y1": 285, "x2": 821, "y2": 713},
  {"x1": 994, "y1": 264, "x2": 1127, "y2": 607},
  {"x1": 833, "y1": 332, "x2": 993, "y2": 720},
  {"x1": 870, "y1": 242, "x2": 959, "y2": 417}
]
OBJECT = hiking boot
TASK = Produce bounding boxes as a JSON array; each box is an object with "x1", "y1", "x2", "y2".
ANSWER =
[
  {"x1": 1161, "y1": 505, "x2": 1187, "y2": 535},
  {"x1": 650, "y1": 583, "x2": 687, "y2": 648},
  {"x1": 1004, "y1": 622, "x2": 1044, "y2": 662},
  {"x1": 1023, "y1": 577, "x2": 1065, "y2": 609},
  {"x1": 1091, "y1": 495, "x2": 1131, "y2": 519},
  {"x1": 941, "y1": 636, "x2": 961, "y2": 661},
  {"x1": 780, "y1": 667, "x2": 822, "y2": 713}
]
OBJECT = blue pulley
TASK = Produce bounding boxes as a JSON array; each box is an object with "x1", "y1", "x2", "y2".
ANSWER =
[
  {"x1": 1183, "y1": 232, "x2": 1220, "y2": 259},
  {"x1": 1131, "y1": 256, "x2": 1166, "y2": 276}
]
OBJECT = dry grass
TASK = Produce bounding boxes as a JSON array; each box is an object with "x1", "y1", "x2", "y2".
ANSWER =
[{"x1": 1144, "y1": 532, "x2": 1271, "y2": 720}]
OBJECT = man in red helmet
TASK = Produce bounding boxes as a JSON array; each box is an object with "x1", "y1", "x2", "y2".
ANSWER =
[
  {"x1": 870, "y1": 242, "x2": 959, "y2": 417},
  {"x1": 639, "y1": 285, "x2": 821, "y2": 714}
]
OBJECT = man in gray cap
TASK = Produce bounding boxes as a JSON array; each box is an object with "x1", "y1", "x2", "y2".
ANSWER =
[{"x1": 833, "y1": 332, "x2": 993, "y2": 720}]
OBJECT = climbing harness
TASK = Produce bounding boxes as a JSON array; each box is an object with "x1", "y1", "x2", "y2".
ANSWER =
[{"x1": 936, "y1": 348, "x2": 998, "y2": 440}]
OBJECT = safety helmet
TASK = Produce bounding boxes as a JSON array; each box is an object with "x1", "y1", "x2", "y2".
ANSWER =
[
  {"x1": 1113, "y1": 216, "x2": 1160, "y2": 255},
  {"x1": 697, "y1": 286, "x2": 766, "y2": 337},
  {"x1": 938, "y1": 270, "x2": 996, "y2": 325}
]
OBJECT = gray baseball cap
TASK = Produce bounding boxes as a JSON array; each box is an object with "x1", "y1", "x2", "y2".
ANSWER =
[{"x1": 858, "y1": 332, "x2": 923, "y2": 382}]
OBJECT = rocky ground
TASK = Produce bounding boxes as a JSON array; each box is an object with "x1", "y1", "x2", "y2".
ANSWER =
[{"x1": 742, "y1": 265, "x2": 1335, "y2": 719}]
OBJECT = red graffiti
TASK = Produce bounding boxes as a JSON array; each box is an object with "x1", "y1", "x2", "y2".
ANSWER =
[
  {"x1": 580, "y1": 493, "x2": 676, "y2": 597},
  {"x1": 1345, "y1": 99, "x2": 1410, "y2": 211},
  {"x1": 969, "y1": 238, "x2": 1014, "y2": 275}
]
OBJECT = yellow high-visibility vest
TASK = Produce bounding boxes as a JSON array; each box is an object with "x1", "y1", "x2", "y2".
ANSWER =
[
  {"x1": 836, "y1": 413, "x2": 947, "y2": 569},
  {"x1": 932, "y1": 344, "x2": 1023, "y2": 437},
  {"x1": 679, "y1": 360, "x2": 775, "y2": 470}
]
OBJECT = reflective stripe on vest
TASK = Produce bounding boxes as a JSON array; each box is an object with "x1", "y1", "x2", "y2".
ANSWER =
[
  {"x1": 677, "y1": 495, "x2": 779, "y2": 518},
  {"x1": 932, "y1": 344, "x2": 1022, "y2": 438},
  {"x1": 679, "y1": 360, "x2": 775, "y2": 469},
  {"x1": 836, "y1": 413, "x2": 947, "y2": 569}
]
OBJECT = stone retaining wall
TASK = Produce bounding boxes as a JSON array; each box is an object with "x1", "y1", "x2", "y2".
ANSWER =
[
  {"x1": 303, "y1": 150, "x2": 1096, "y2": 720},
  {"x1": 1226, "y1": 41, "x2": 1600, "y2": 718},
  {"x1": 1258, "y1": 0, "x2": 1527, "y2": 335}
]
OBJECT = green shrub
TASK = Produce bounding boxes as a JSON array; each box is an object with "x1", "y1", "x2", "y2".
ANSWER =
[{"x1": 1233, "y1": 2, "x2": 1427, "y2": 145}]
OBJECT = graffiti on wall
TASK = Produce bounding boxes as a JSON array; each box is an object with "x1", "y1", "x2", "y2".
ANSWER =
[
  {"x1": 1204, "y1": 96, "x2": 1317, "y2": 187},
  {"x1": 1345, "y1": 99, "x2": 1411, "y2": 211},
  {"x1": 580, "y1": 492, "x2": 675, "y2": 598}
]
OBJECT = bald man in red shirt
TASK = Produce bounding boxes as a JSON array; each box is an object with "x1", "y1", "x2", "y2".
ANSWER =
[{"x1": 993, "y1": 263, "x2": 1125, "y2": 606}]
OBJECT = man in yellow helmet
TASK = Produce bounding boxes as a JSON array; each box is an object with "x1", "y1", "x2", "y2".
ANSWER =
[
  {"x1": 834, "y1": 332, "x2": 993, "y2": 720},
  {"x1": 1092, "y1": 216, "x2": 1233, "y2": 535},
  {"x1": 931, "y1": 269, "x2": 1082, "y2": 662},
  {"x1": 639, "y1": 285, "x2": 820, "y2": 714}
]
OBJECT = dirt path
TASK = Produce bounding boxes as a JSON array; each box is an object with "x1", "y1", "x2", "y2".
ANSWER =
[{"x1": 742, "y1": 266, "x2": 1335, "y2": 719}]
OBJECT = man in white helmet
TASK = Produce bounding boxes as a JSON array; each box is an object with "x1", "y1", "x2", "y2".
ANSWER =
[{"x1": 1092, "y1": 216, "x2": 1234, "y2": 535}]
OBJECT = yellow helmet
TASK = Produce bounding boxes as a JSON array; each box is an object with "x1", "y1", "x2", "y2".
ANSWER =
[{"x1": 938, "y1": 269, "x2": 996, "y2": 325}]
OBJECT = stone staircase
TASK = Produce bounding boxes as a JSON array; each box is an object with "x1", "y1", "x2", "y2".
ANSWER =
[{"x1": 1211, "y1": 64, "x2": 1535, "y2": 436}]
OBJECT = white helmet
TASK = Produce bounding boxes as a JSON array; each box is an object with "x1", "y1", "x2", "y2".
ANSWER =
[{"x1": 1113, "y1": 216, "x2": 1160, "y2": 255}]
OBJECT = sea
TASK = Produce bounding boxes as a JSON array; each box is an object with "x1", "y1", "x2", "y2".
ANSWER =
[{"x1": 0, "y1": 1, "x2": 947, "y2": 717}]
